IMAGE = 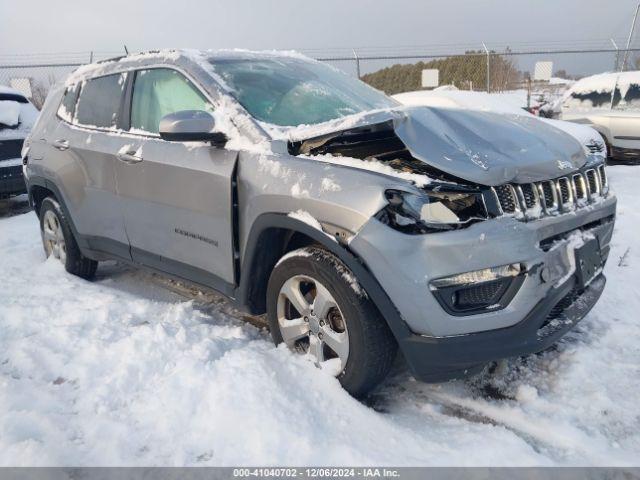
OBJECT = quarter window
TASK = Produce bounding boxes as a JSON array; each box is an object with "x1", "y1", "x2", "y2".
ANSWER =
[
  {"x1": 613, "y1": 82, "x2": 640, "y2": 111},
  {"x1": 130, "y1": 68, "x2": 212, "y2": 134},
  {"x1": 57, "y1": 83, "x2": 81, "y2": 122},
  {"x1": 75, "y1": 73, "x2": 126, "y2": 128}
]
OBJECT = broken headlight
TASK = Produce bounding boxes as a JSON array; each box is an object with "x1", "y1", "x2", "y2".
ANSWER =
[{"x1": 375, "y1": 187, "x2": 489, "y2": 234}]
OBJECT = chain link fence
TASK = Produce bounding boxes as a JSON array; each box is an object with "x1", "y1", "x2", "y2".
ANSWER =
[{"x1": 1, "y1": 45, "x2": 639, "y2": 110}]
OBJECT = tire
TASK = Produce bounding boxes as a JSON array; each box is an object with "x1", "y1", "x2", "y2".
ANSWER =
[
  {"x1": 39, "y1": 197, "x2": 97, "y2": 279},
  {"x1": 267, "y1": 246, "x2": 397, "y2": 397}
]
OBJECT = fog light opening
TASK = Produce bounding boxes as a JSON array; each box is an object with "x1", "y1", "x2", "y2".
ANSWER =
[{"x1": 430, "y1": 263, "x2": 526, "y2": 316}]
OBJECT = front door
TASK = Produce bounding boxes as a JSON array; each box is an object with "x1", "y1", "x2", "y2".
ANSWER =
[{"x1": 114, "y1": 67, "x2": 237, "y2": 290}]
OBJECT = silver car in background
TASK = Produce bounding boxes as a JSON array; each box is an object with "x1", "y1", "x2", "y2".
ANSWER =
[
  {"x1": 23, "y1": 50, "x2": 616, "y2": 396},
  {"x1": 0, "y1": 86, "x2": 38, "y2": 198},
  {"x1": 559, "y1": 71, "x2": 640, "y2": 163}
]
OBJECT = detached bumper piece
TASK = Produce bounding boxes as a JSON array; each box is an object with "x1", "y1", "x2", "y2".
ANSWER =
[
  {"x1": 0, "y1": 165, "x2": 26, "y2": 198},
  {"x1": 611, "y1": 146, "x2": 640, "y2": 163},
  {"x1": 401, "y1": 274, "x2": 606, "y2": 382}
]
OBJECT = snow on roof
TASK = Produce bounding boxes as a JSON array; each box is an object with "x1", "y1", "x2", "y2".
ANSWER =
[
  {"x1": 0, "y1": 85, "x2": 26, "y2": 97},
  {"x1": 65, "y1": 48, "x2": 316, "y2": 85},
  {"x1": 567, "y1": 71, "x2": 640, "y2": 96}
]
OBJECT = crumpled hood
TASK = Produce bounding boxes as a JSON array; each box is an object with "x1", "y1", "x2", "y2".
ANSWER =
[
  {"x1": 285, "y1": 105, "x2": 588, "y2": 186},
  {"x1": 393, "y1": 106, "x2": 587, "y2": 185}
]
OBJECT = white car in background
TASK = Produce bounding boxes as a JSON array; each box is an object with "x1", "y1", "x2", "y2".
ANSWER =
[
  {"x1": 393, "y1": 88, "x2": 607, "y2": 161},
  {"x1": 559, "y1": 71, "x2": 640, "y2": 163},
  {"x1": 0, "y1": 86, "x2": 38, "y2": 198}
]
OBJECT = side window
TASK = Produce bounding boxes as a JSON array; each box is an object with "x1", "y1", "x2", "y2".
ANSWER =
[
  {"x1": 130, "y1": 68, "x2": 213, "y2": 134},
  {"x1": 613, "y1": 83, "x2": 640, "y2": 111},
  {"x1": 57, "y1": 83, "x2": 81, "y2": 122},
  {"x1": 565, "y1": 90, "x2": 612, "y2": 110},
  {"x1": 75, "y1": 73, "x2": 126, "y2": 129}
]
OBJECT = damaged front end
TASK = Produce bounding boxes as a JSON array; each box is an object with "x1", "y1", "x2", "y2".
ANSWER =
[
  {"x1": 286, "y1": 106, "x2": 611, "y2": 233},
  {"x1": 287, "y1": 119, "x2": 501, "y2": 233}
]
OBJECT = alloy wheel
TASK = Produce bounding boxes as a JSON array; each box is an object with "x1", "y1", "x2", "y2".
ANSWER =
[
  {"x1": 277, "y1": 274, "x2": 349, "y2": 372},
  {"x1": 42, "y1": 209, "x2": 67, "y2": 264}
]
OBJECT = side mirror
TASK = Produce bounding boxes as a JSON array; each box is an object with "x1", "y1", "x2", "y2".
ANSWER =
[{"x1": 158, "y1": 110, "x2": 227, "y2": 145}]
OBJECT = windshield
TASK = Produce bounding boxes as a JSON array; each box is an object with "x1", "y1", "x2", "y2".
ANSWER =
[{"x1": 209, "y1": 57, "x2": 398, "y2": 127}]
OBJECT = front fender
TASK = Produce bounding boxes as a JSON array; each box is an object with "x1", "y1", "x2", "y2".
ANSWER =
[{"x1": 235, "y1": 212, "x2": 414, "y2": 346}]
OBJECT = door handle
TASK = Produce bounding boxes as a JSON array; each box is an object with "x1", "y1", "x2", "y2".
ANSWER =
[
  {"x1": 53, "y1": 139, "x2": 69, "y2": 151},
  {"x1": 117, "y1": 151, "x2": 143, "y2": 164}
]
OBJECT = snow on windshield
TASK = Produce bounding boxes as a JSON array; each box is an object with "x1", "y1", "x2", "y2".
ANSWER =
[{"x1": 208, "y1": 57, "x2": 397, "y2": 127}]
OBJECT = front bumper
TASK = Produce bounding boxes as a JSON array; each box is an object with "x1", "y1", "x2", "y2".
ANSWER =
[
  {"x1": 351, "y1": 194, "x2": 616, "y2": 337},
  {"x1": 0, "y1": 163, "x2": 26, "y2": 198},
  {"x1": 350, "y1": 193, "x2": 615, "y2": 381},
  {"x1": 400, "y1": 273, "x2": 605, "y2": 381}
]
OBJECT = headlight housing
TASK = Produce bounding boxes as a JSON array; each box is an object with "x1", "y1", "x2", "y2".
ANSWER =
[{"x1": 375, "y1": 185, "x2": 490, "y2": 234}]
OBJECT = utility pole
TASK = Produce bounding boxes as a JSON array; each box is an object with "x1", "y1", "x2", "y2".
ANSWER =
[
  {"x1": 482, "y1": 42, "x2": 490, "y2": 93},
  {"x1": 352, "y1": 49, "x2": 361, "y2": 79},
  {"x1": 621, "y1": 2, "x2": 640, "y2": 71},
  {"x1": 610, "y1": 38, "x2": 619, "y2": 71}
]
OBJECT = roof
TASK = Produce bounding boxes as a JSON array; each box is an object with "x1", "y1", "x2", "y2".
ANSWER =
[
  {"x1": 65, "y1": 48, "x2": 314, "y2": 85},
  {"x1": 568, "y1": 70, "x2": 640, "y2": 95}
]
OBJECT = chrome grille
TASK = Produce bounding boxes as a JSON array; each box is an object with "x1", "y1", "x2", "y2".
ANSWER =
[{"x1": 492, "y1": 164, "x2": 609, "y2": 220}]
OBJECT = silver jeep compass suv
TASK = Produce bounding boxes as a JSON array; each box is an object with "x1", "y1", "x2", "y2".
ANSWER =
[{"x1": 23, "y1": 50, "x2": 616, "y2": 397}]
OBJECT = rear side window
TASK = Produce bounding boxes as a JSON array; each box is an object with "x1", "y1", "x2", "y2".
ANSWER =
[
  {"x1": 57, "y1": 84, "x2": 81, "y2": 122},
  {"x1": 613, "y1": 82, "x2": 640, "y2": 111},
  {"x1": 75, "y1": 73, "x2": 126, "y2": 129},
  {"x1": 564, "y1": 90, "x2": 612, "y2": 110},
  {"x1": 130, "y1": 68, "x2": 212, "y2": 134}
]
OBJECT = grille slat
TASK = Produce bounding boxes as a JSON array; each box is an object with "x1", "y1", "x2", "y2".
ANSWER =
[
  {"x1": 540, "y1": 181, "x2": 557, "y2": 211},
  {"x1": 573, "y1": 174, "x2": 587, "y2": 201},
  {"x1": 586, "y1": 169, "x2": 599, "y2": 196},
  {"x1": 557, "y1": 177, "x2": 572, "y2": 207},
  {"x1": 494, "y1": 185, "x2": 518, "y2": 213},
  {"x1": 520, "y1": 184, "x2": 537, "y2": 208}
]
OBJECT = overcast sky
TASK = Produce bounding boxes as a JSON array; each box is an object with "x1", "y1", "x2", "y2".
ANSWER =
[
  {"x1": 1, "y1": 0, "x2": 638, "y2": 76},
  {"x1": 1, "y1": 0, "x2": 637, "y2": 54}
]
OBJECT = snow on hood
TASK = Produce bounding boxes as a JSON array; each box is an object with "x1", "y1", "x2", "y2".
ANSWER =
[
  {"x1": 277, "y1": 105, "x2": 587, "y2": 186},
  {"x1": 392, "y1": 90, "x2": 604, "y2": 159}
]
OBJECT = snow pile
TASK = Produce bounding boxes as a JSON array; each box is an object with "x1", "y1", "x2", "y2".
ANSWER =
[
  {"x1": 0, "y1": 100, "x2": 21, "y2": 127},
  {"x1": 0, "y1": 166, "x2": 639, "y2": 465}
]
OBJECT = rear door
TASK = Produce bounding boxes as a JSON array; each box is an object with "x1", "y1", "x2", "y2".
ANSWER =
[
  {"x1": 115, "y1": 67, "x2": 238, "y2": 289},
  {"x1": 610, "y1": 78, "x2": 640, "y2": 153},
  {"x1": 47, "y1": 73, "x2": 133, "y2": 258}
]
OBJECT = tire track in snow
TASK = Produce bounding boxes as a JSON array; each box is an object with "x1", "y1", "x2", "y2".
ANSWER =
[{"x1": 415, "y1": 387, "x2": 631, "y2": 465}]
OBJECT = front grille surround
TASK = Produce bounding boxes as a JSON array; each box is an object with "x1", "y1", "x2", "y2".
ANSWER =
[{"x1": 492, "y1": 164, "x2": 608, "y2": 220}]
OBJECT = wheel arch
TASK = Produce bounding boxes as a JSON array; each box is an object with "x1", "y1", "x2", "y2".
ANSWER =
[
  {"x1": 27, "y1": 175, "x2": 90, "y2": 252},
  {"x1": 235, "y1": 213, "x2": 413, "y2": 343}
]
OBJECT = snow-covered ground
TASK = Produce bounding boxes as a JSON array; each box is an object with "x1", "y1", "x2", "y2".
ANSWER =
[{"x1": 0, "y1": 167, "x2": 638, "y2": 466}]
